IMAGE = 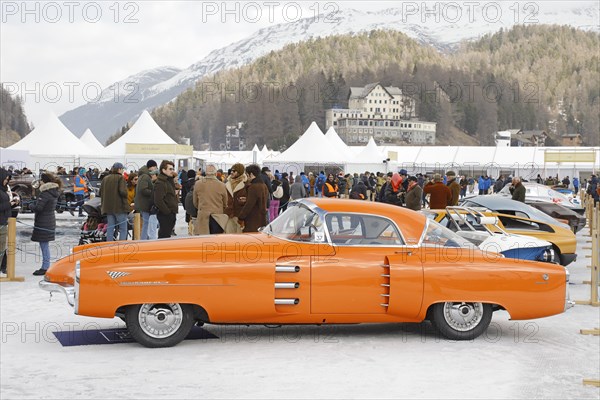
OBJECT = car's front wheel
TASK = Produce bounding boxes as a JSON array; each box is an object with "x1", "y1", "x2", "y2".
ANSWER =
[
  {"x1": 431, "y1": 302, "x2": 492, "y2": 340},
  {"x1": 125, "y1": 303, "x2": 195, "y2": 348}
]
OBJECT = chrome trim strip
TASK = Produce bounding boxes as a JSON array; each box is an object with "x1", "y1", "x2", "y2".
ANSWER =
[
  {"x1": 275, "y1": 298, "x2": 299, "y2": 305},
  {"x1": 39, "y1": 280, "x2": 75, "y2": 307},
  {"x1": 380, "y1": 303, "x2": 389, "y2": 307},
  {"x1": 274, "y1": 282, "x2": 299, "y2": 289},
  {"x1": 275, "y1": 265, "x2": 300, "y2": 273},
  {"x1": 74, "y1": 261, "x2": 80, "y2": 314}
]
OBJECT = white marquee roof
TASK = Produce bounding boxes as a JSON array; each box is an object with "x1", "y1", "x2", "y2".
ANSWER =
[
  {"x1": 324, "y1": 127, "x2": 355, "y2": 159},
  {"x1": 79, "y1": 129, "x2": 105, "y2": 153},
  {"x1": 103, "y1": 110, "x2": 176, "y2": 155},
  {"x1": 272, "y1": 122, "x2": 347, "y2": 163},
  {"x1": 355, "y1": 137, "x2": 384, "y2": 163},
  {"x1": 8, "y1": 113, "x2": 93, "y2": 156}
]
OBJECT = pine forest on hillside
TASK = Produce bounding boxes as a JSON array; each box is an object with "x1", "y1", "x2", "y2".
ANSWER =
[
  {"x1": 150, "y1": 26, "x2": 599, "y2": 149},
  {"x1": 0, "y1": 85, "x2": 31, "y2": 148}
]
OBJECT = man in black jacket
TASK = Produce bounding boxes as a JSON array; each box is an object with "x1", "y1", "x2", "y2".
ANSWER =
[
  {"x1": 154, "y1": 160, "x2": 179, "y2": 238},
  {"x1": 0, "y1": 168, "x2": 14, "y2": 277}
]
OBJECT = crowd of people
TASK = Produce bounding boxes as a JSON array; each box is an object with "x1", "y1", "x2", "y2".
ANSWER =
[{"x1": 2, "y1": 160, "x2": 600, "y2": 279}]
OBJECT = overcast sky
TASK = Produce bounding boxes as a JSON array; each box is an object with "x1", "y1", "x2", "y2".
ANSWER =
[{"x1": 1, "y1": 1, "x2": 597, "y2": 127}]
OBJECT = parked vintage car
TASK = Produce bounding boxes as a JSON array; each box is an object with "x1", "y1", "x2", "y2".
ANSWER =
[
  {"x1": 40, "y1": 198, "x2": 572, "y2": 347},
  {"x1": 421, "y1": 207, "x2": 556, "y2": 263},
  {"x1": 498, "y1": 183, "x2": 583, "y2": 213},
  {"x1": 458, "y1": 197, "x2": 577, "y2": 266},
  {"x1": 526, "y1": 201, "x2": 587, "y2": 233}
]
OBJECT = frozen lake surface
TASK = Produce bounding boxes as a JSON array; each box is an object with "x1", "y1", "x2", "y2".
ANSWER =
[{"x1": 1, "y1": 209, "x2": 599, "y2": 399}]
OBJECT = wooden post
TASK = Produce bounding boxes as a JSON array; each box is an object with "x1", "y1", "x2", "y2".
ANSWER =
[
  {"x1": 0, "y1": 218, "x2": 24, "y2": 283},
  {"x1": 133, "y1": 213, "x2": 141, "y2": 241},
  {"x1": 576, "y1": 204, "x2": 599, "y2": 306}
]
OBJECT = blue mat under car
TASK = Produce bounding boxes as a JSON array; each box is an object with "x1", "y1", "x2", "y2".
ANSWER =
[{"x1": 53, "y1": 326, "x2": 218, "y2": 346}]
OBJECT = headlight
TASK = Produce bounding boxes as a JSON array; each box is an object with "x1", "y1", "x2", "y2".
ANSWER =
[{"x1": 542, "y1": 248, "x2": 555, "y2": 263}]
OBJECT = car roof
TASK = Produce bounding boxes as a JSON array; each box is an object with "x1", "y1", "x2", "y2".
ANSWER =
[
  {"x1": 461, "y1": 196, "x2": 569, "y2": 228},
  {"x1": 306, "y1": 198, "x2": 427, "y2": 245}
]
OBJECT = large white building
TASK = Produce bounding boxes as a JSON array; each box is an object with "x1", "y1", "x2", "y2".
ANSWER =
[{"x1": 325, "y1": 83, "x2": 436, "y2": 145}]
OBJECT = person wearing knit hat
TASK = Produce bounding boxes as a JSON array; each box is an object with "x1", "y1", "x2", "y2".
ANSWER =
[
  {"x1": 231, "y1": 163, "x2": 245, "y2": 177},
  {"x1": 146, "y1": 159, "x2": 157, "y2": 169},
  {"x1": 446, "y1": 171, "x2": 460, "y2": 206}
]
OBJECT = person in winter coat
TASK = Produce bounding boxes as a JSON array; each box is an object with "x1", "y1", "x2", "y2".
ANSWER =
[
  {"x1": 269, "y1": 175, "x2": 282, "y2": 222},
  {"x1": 126, "y1": 172, "x2": 138, "y2": 211},
  {"x1": 289, "y1": 175, "x2": 307, "y2": 200},
  {"x1": 350, "y1": 180, "x2": 368, "y2": 200},
  {"x1": 510, "y1": 177, "x2": 526, "y2": 202},
  {"x1": 73, "y1": 167, "x2": 89, "y2": 217},
  {"x1": 586, "y1": 175, "x2": 599, "y2": 205},
  {"x1": 323, "y1": 174, "x2": 339, "y2": 198},
  {"x1": 193, "y1": 164, "x2": 228, "y2": 235},
  {"x1": 100, "y1": 162, "x2": 129, "y2": 241},
  {"x1": 405, "y1": 176, "x2": 423, "y2": 211},
  {"x1": 0, "y1": 168, "x2": 15, "y2": 277},
  {"x1": 184, "y1": 178, "x2": 198, "y2": 235},
  {"x1": 279, "y1": 172, "x2": 291, "y2": 214},
  {"x1": 308, "y1": 172, "x2": 315, "y2": 197},
  {"x1": 134, "y1": 160, "x2": 158, "y2": 240},
  {"x1": 239, "y1": 164, "x2": 269, "y2": 232},
  {"x1": 224, "y1": 163, "x2": 247, "y2": 233},
  {"x1": 478, "y1": 175, "x2": 485, "y2": 195},
  {"x1": 183, "y1": 170, "x2": 196, "y2": 218},
  {"x1": 446, "y1": 171, "x2": 461, "y2": 206},
  {"x1": 385, "y1": 173, "x2": 404, "y2": 206},
  {"x1": 31, "y1": 172, "x2": 61, "y2": 275},
  {"x1": 378, "y1": 173, "x2": 392, "y2": 203},
  {"x1": 153, "y1": 160, "x2": 179, "y2": 239},
  {"x1": 337, "y1": 173, "x2": 347, "y2": 198},
  {"x1": 573, "y1": 177, "x2": 579, "y2": 193},
  {"x1": 423, "y1": 174, "x2": 452, "y2": 209},
  {"x1": 300, "y1": 172, "x2": 310, "y2": 197}
]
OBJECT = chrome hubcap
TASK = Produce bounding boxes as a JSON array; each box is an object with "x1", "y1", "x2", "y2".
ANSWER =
[
  {"x1": 138, "y1": 303, "x2": 183, "y2": 339},
  {"x1": 443, "y1": 302, "x2": 484, "y2": 332}
]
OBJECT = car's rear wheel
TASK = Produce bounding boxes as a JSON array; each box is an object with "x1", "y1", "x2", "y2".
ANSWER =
[
  {"x1": 431, "y1": 302, "x2": 492, "y2": 340},
  {"x1": 125, "y1": 303, "x2": 194, "y2": 348}
]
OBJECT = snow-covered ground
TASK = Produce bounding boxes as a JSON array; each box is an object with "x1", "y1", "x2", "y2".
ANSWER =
[{"x1": 1, "y1": 210, "x2": 599, "y2": 399}]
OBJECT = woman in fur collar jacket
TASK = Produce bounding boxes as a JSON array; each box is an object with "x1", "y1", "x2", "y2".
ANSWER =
[{"x1": 31, "y1": 172, "x2": 61, "y2": 276}]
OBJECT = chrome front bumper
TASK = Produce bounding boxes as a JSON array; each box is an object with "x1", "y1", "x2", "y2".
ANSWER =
[
  {"x1": 564, "y1": 268, "x2": 575, "y2": 311},
  {"x1": 39, "y1": 279, "x2": 75, "y2": 307}
]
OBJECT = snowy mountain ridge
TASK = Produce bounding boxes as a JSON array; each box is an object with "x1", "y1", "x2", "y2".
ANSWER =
[{"x1": 59, "y1": 4, "x2": 600, "y2": 143}]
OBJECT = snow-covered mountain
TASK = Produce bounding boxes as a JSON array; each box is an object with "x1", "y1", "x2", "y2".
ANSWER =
[{"x1": 59, "y1": 4, "x2": 600, "y2": 143}]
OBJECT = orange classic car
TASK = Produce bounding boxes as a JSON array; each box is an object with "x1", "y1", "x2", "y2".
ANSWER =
[{"x1": 40, "y1": 198, "x2": 573, "y2": 347}]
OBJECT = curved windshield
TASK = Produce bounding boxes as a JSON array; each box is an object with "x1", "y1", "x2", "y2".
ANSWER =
[
  {"x1": 421, "y1": 219, "x2": 476, "y2": 249},
  {"x1": 265, "y1": 203, "x2": 326, "y2": 243}
]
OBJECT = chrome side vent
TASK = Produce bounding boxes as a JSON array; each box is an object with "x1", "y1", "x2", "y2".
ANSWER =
[
  {"x1": 275, "y1": 298, "x2": 299, "y2": 305},
  {"x1": 275, "y1": 282, "x2": 300, "y2": 289},
  {"x1": 275, "y1": 265, "x2": 300, "y2": 273},
  {"x1": 380, "y1": 264, "x2": 390, "y2": 309}
]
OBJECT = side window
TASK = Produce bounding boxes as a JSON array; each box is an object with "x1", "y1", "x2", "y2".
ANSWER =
[
  {"x1": 498, "y1": 216, "x2": 540, "y2": 231},
  {"x1": 326, "y1": 214, "x2": 404, "y2": 246}
]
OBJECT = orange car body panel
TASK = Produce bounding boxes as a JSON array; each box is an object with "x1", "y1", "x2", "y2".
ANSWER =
[{"x1": 45, "y1": 199, "x2": 567, "y2": 324}]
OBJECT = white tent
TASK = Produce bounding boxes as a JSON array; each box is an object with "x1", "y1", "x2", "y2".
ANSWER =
[
  {"x1": 324, "y1": 127, "x2": 355, "y2": 159},
  {"x1": 356, "y1": 137, "x2": 385, "y2": 163},
  {"x1": 8, "y1": 113, "x2": 92, "y2": 156},
  {"x1": 261, "y1": 145, "x2": 269, "y2": 156},
  {"x1": 79, "y1": 129, "x2": 104, "y2": 153},
  {"x1": 103, "y1": 110, "x2": 177, "y2": 156},
  {"x1": 271, "y1": 122, "x2": 347, "y2": 164}
]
